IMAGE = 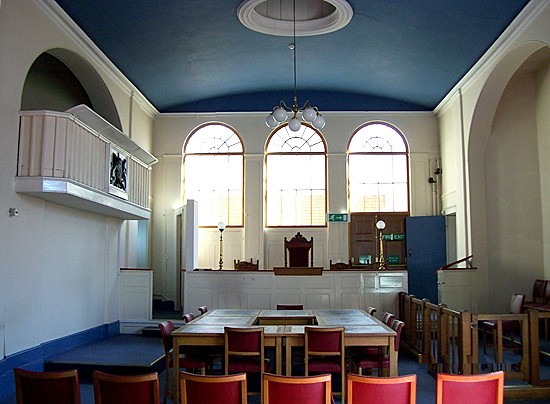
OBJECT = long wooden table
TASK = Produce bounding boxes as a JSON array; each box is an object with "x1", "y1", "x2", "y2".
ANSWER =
[{"x1": 171, "y1": 308, "x2": 397, "y2": 402}]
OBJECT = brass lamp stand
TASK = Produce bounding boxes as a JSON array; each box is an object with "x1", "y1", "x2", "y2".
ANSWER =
[
  {"x1": 218, "y1": 221, "x2": 226, "y2": 270},
  {"x1": 376, "y1": 220, "x2": 387, "y2": 270}
]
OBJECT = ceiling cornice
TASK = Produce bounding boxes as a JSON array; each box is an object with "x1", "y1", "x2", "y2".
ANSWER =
[{"x1": 434, "y1": 0, "x2": 547, "y2": 115}]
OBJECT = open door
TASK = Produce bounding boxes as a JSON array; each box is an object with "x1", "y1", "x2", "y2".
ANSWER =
[{"x1": 405, "y1": 216, "x2": 446, "y2": 303}]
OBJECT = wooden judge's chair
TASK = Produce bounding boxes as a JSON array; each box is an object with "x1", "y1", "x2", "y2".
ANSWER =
[{"x1": 284, "y1": 232, "x2": 313, "y2": 267}]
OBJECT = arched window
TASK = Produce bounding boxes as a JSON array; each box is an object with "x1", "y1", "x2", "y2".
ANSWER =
[
  {"x1": 183, "y1": 123, "x2": 244, "y2": 227},
  {"x1": 266, "y1": 124, "x2": 327, "y2": 226},
  {"x1": 348, "y1": 122, "x2": 409, "y2": 212}
]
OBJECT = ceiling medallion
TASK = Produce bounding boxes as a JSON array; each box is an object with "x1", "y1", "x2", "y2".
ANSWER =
[{"x1": 237, "y1": 0, "x2": 353, "y2": 37}]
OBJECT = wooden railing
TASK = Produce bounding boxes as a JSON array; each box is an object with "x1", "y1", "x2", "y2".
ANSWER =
[
  {"x1": 438, "y1": 254, "x2": 474, "y2": 270},
  {"x1": 398, "y1": 292, "x2": 550, "y2": 397}
]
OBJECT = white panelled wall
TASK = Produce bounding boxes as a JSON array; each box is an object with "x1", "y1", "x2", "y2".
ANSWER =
[{"x1": 183, "y1": 270, "x2": 407, "y2": 316}]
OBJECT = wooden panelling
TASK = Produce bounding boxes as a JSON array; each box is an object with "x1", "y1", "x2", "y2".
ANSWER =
[{"x1": 182, "y1": 270, "x2": 408, "y2": 315}]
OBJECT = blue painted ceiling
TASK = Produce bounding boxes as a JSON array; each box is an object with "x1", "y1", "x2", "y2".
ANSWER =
[{"x1": 53, "y1": 0, "x2": 530, "y2": 113}]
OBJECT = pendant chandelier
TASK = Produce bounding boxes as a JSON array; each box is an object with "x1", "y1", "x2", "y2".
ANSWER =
[{"x1": 265, "y1": 0, "x2": 325, "y2": 132}]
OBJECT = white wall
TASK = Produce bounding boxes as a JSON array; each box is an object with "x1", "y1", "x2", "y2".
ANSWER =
[
  {"x1": 151, "y1": 111, "x2": 439, "y2": 302},
  {"x1": 437, "y1": 1, "x2": 550, "y2": 312},
  {"x1": 0, "y1": 0, "x2": 155, "y2": 356}
]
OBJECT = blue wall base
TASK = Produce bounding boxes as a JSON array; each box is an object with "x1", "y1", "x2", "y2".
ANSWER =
[{"x1": 0, "y1": 322, "x2": 119, "y2": 400}]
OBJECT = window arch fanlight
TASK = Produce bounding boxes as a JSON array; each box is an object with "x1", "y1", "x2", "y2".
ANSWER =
[
  {"x1": 266, "y1": 123, "x2": 327, "y2": 227},
  {"x1": 348, "y1": 121, "x2": 409, "y2": 212},
  {"x1": 183, "y1": 122, "x2": 244, "y2": 227}
]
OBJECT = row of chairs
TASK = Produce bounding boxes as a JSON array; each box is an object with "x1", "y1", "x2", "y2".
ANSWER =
[
  {"x1": 14, "y1": 368, "x2": 161, "y2": 404},
  {"x1": 232, "y1": 259, "x2": 361, "y2": 270},
  {"x1": 14, "y1": 366, "x2": 504, "y2": 404},
  {"x1": 180, "y1": 369, "x2": 506, "y2": 404}
]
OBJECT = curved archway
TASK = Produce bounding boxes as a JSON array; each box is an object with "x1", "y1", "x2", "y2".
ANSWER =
[
  {"x1": 467, "y1": 41, "x2": 550, "y2": 311},
  {"x1": 21, "y1": 48, "x2": 122, "y2": 130}
]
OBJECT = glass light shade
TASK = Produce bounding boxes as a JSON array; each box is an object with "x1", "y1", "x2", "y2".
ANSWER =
[
  {"x1": 288, "y1": 117, "x2": 301, "y2": 131},
  {"x1": 312, "y1": 115, "x2": 325, "y2": 129},
  {"x1": 376, "y1": 220, "x2": 386, "y2": 230},
  {"x1": 217, "y1": 221, "x2": 226, "y2": 231},
  {"x1": 266, "y1": 114, "x2": 278, "y2": 128},
  {"x1": 273, "y1": 107, "x2": 288, "y2": 122},
  {"x1": 302, "y1": 107, "x2": 316, "y2": 122}
]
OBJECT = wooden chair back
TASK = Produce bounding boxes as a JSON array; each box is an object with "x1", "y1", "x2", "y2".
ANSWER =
[
  {"x1": 366, "y1": 306, "x2": 377, "y2": 316},
  {"x1": 180, "y1": 371, "x2": 246, "y2": 404},
  {"x1": 509, "y1": 293, "x2": 525, "y2": 314},
  {"x1": 234, "y1": 259, "x2": 259, "y2": 270},
  {"x1": 182, "y1": 313, "x2": 195, "y2": 323},
  {"x1": 436, "y1": 371, "x2": 504, "y2": 404},
  {"x1": 532, "y1": 279, "x2": 547, "y2": 303},
  {"x1": 93, "y1": 371, "x2": 160, "y2": 404},
  {"x1": 263, "y1": 373, "x2": 332, "y2": 404},
  {"x1": 14, "y1": 368, "x2": 81, "y2": 404},
  {"x1": 543, "y1": 280, "x2": 550, "y2": 304},
  {"x1": 277, "y1": 304, "x2": 304, "y2": 310},
  {"x1": 224, "y1": 326, "x2": 265, "y2": 372},
  {"x1": 391, "y1": 319, "x2": 405, "y2": 351},
  {"x1": 284, "y1": 232, "x2": 313, "y2": 267},
  {"x1": 305, "y1": 327, "x2": 345, "y2": 358},
  {"x1": 198, "y1": 306, "x2": 208, "y2": 315},
  {"x1": 347, "y1": 373, "x2": 417, "y2": 404},
  {"x1": 382, "y1": 312, "x2": 395, "y2": 326},
  {"x1": 158, "y1": 320, "x2": 175, "y2": 354},
  {"x1": 304, "y1": 326, "x2": 345, "y2": 403}
]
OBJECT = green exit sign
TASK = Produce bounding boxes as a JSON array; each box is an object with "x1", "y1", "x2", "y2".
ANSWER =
[{"x1": 327, "y1": 213, "x2": 349, "y2": 222}]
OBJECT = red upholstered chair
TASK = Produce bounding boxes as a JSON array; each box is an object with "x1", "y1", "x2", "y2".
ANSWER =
[
  {"x1": 524, "y1": 280, "x2": 548, "y2": 310},
  {"x1": 382, "y1": 312, "x2": 395, "y2": 326},
  {"x1": 92, "y1": 371, "x2": 160, "y2": 404},
  {"x1": 350, "y1": 310, "x2": 392, "y2": 367},
  {"x1": 355, "y1": 319, "x2": 404, "y2": 376},
  {"x1": 14, "y1": 368, "x2": 81, "y2": 404},
  {"x1": 366, "y1": 306, "x2": 377, "y2": 316},
  {"x1": 263, "y1": 373, "x2": 332, "y2": 404},
  {"x1": 158, "y1": 321, "x2": 206, "y2": 403},
  {"x1": 224, "y1": 327, "x2": 268, "y2": 396},
  {"x1": 182, "y1": 313, "x2": 195, "y2": 323},
  {"x1": 179, "y1": 371, "x2": 247, "y2": 404},
  {"x1": 305, "y1": 326, "x2": 345, "y2": 403},
  {"x1": 197, "y1": 306, "x2": 208, "y2": 315},
  {"x1": 436, "y1": 371, "x2": 504, "y2": 404},
  {"x1": 277, "y1": 304, "x2": 304, "y2": 310},
  {"x1": 347, "y1": 373, "x2": 417, "y2": 404}
]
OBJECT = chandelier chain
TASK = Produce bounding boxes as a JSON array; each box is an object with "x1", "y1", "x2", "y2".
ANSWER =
[{"x1": 265, "y1": 0, "x2": 326, "y2": 131}]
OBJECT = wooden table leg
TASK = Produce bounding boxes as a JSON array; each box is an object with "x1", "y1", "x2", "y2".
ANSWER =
[
  {"x1": 389, "y1": 336, "x2": 398, "y2": 376},
  {"x1": 275, "y1": 338, "x2": 282, "y2": 374},
  {"x1": 173, "y1": 339, "x2": 180, "y2": 403},
  {"x1": 286, "y1": 340, "x2": 292, "y2": 375}
]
